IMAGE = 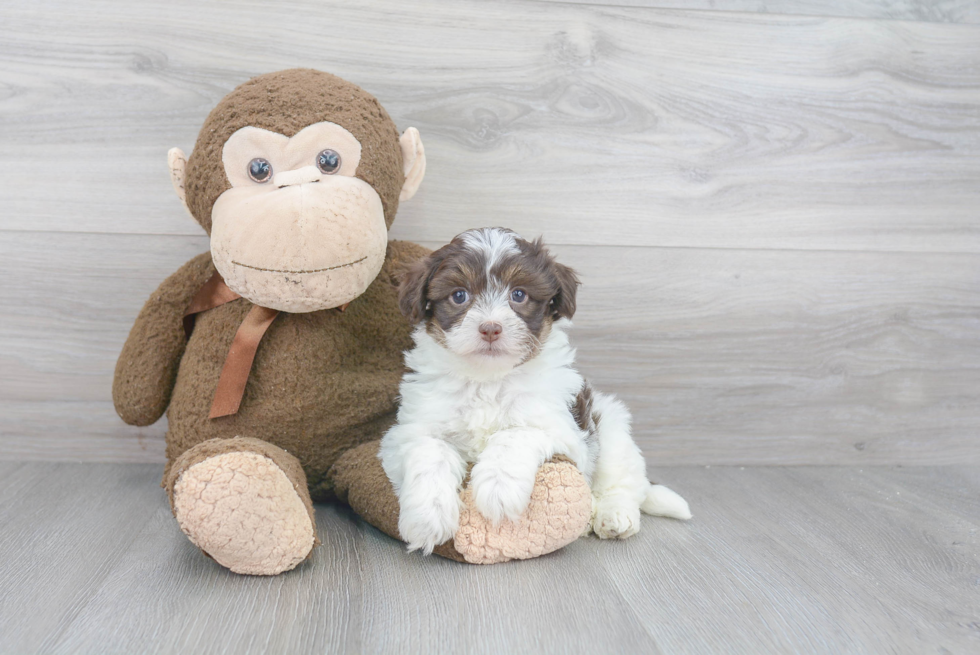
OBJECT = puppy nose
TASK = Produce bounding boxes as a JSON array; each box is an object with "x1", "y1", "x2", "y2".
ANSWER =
[
  {"x1": 479, "y1": 321, "x2": 503, "y2": 342},
  {"x1": 274, "y1": 166, "x2": 322, "y2": 188}
]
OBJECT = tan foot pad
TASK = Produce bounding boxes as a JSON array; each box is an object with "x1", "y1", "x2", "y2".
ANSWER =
[
  {"x1": 172, "y1": 451, "x2": 315, "y2": 575},
  {"x1": 453, "y1": 460, "x2": 592, "y2": 565}
]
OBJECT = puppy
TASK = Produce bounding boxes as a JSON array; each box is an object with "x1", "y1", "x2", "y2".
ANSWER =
[{"x1": 380, "y1": 227, "x2": 691, "y2": 554}]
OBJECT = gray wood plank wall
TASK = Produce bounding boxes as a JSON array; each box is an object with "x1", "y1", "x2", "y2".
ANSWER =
[
  {"x1": 537, "y1": 0, "x2": 980, "y2": 24},
  {"x1": 1, "y1": 0, "x2": 978, "y2": 465}
]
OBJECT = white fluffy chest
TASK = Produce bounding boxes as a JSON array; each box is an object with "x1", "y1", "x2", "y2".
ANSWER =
[
  {"x1": 442, "y1": 380, "x2": 521, "y2": 456},
  {"x1": 399, "y1": 370, "x2": 580, "y2": 462},
  {"x1": 397, "y1": 323, "x2": 586, "y2": 462}
]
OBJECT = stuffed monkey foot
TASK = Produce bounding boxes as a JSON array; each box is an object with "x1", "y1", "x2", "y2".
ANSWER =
[
  {"x1": 164, "y1": 437, "x2": 318, "y2": 575},
  {"x1": 451, "y1": 458, "x2": 593, "y2": 564},
  {"x1": 331, "y1": 441, "x2": 592, "y2": 564}
]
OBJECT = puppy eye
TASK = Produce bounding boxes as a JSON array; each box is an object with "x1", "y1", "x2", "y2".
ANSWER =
[
  {"x1": 248, "y1": 158, "x2": 273, "y2": 183},
  {"x1": 451, "y1": 289, "x2": 468, "y2": 304},
  {"x1": 316, "y1": 149, "x2": 342, "y2": 175},
  {"x1": 510, "y1": 289, "x2": 527, "y2": 303}
]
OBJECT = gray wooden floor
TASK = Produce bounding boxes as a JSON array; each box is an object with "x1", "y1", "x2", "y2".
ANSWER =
[{"x1": 0, "y1": 462, "x2": 977, "y2": 654}]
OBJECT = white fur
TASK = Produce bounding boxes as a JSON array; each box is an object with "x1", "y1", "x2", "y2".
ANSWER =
[
  {"x1": 443, "y1": 285, "x2": 531, "y2": 373},
  {"x1": 460, "y1": 227, "x2": 519, "y2": 274},
  {"x1": 380, "y1": 318, "x2": 691, "y2": 555}
]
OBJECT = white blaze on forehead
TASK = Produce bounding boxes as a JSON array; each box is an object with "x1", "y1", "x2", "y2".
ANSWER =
[
  {"x1": 460, "y1": 227, "x2": 520, "y2": 273},
  {"x1": 472, "y1": 287, "x2": 513, "y2": 320}
]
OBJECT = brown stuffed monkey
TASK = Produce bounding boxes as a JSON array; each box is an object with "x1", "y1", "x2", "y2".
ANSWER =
[{"x1": 112, "y1": 69, "x2": 591, "y2": 575}]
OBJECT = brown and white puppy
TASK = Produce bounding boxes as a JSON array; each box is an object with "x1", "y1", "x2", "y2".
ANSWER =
[
  {"x1": 398, "y1": 227, "x2": 578, "y2": 373},
  {"x1": 379, "y1": 228, "x2": 691, "y2": 555}
]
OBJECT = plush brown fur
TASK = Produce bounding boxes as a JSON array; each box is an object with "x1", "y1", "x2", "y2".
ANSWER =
[
  {"x1": 114, "y1": 240, "x2": 425, "y2": 499},
  {"x1": 115, "y1": 68, "x2": 418, "y2": 500},
  {"x1": 184, "y1": 69, "x2": 404, "y2": 233}
]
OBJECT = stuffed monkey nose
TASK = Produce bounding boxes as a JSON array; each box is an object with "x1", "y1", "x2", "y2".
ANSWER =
[
  {"x1": 479, "y1": 321, "x2": 503, "y2": 342},
  {"x1": 274, "y1": 166, "x2": 322, "y2": 188}
]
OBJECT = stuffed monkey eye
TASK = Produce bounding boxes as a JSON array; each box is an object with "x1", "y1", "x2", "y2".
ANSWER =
[
  {"x1": 510, "y1": 289, "x2": 527, "y2": 303},
  {"x1": 451, "y1": 289, "x2": 469, "y2": 305},
  {"x1": 316, "y1": 149, "x2": 342, "y2": 175},
  {"x1": 247, "y1": 158, "x2": 273, "y2": 183}
]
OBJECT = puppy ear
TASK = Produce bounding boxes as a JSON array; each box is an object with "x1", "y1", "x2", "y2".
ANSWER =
[
  {"x1": 551, "y1": 262, "x2": 580, "y2": 320},
  {"x1": 398, "y1": 257, "x2": 433, "y2": 324}
]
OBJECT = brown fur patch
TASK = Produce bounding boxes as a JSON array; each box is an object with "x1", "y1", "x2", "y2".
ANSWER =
[
  {"x1": 426, "y1": 243, "x2": 488, "y2": 334},
  {"x1": 489, "y1": 239, "x2": 561, "y2": 340},
  {"x1": 570, "y1": 383, "x2": 595, "y2": 433},
  {"x1": 571, "y1": 381, "x2": 600, "y2": 467},
  {"x1": 115, "y1": 241, "x2": 430, "y2": 503},
  {"x1": 184, "y1": 69, "x2": 404, "y2": 234}
]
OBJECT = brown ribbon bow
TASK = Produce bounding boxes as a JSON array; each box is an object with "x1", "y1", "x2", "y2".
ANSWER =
[
  {"x1": 183, "y1": 272, "x2": 280, "y2": 419},
  {"x1": 184, "y1": 271, "x2": 350, "y2": 418},
  {"x1": 184, "y1": 272, "x2": 351, "y2": 419}
]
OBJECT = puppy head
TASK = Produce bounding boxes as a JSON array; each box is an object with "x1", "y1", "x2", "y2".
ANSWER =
[{"x1": 399, "y1": 227, "x2": 579, "y2": 369}]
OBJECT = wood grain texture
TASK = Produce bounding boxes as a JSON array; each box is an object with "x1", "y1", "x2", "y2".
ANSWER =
[
  {"x1": 0, "y1": 402, "x2": 167, "y2": 463},
  {"x1": 2, "y1": 232, "x2": 977, "y2": 465},
  {"x1": 0, "y1": 0, "x2": 979, "y2": 252},
  {"x1": 535, "y1": 0, "x2": 980, "y2": 24},
  {"x1": 1, "y1": 0, "x2": 978, "y2": 465},
  {"x1": 1, "y1": 462, "x2": 977, "y2": 653}
]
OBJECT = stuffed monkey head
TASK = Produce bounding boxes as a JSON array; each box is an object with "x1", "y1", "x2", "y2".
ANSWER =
[{"x1": 168, "y1": 69, "x2": 426, "y2": 312}]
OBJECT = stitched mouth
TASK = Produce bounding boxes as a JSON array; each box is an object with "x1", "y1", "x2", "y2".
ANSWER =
[{"x1": 231, "y1": 256, "x2": 367, "y2": 274}]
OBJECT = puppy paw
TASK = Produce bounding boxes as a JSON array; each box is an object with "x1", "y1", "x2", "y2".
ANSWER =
[
  {"x1": 398, "y1": 495, "x2": 461, "y2": 555},
  {"x1": 470, "y1": 462, "x2": 535, "y2": 524},
  {"x1": 592, "y1": 499, "x2": 642, "y2": 540}
]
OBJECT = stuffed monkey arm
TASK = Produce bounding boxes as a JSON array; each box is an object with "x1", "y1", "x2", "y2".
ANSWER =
[{"x1": 112, "y1": 251, "x2": 215, "y2": 426}]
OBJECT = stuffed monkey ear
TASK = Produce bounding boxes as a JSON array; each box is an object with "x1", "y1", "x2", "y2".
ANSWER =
[
  {"x1": 399, "y1": 127, "x2": 426, "y2": 202},
  {"x1": 397, "y1": 256, "x2": 434, "y2": 324},
  {"x1": 167, "y1": 147, "x2": 194, "y2": 219},
  {"x1": 551, "y1": 262, "x2": 580, "y2": 320}
]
